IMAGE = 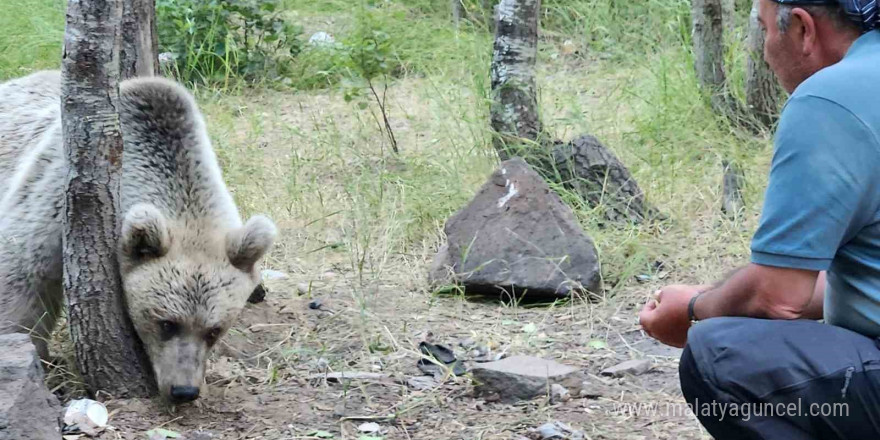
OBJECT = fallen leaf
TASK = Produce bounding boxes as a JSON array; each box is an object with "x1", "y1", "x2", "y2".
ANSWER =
[{"x1": 588, "y1": 340, "x2": 608, "y2": 350}]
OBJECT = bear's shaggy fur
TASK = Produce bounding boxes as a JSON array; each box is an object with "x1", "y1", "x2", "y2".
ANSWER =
[{"x1": 0, "y1": 71, "x2": 276, "y2": 402}]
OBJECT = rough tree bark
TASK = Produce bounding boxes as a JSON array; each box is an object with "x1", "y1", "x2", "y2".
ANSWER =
[
  {"x1": 721, "y1": 159, "x2": 745, "y2": 219},
  {"x1": 120, "y1": 0, "x2": 159, "y2": 78},
  {"x1": 691, "y1": 0, "x2": 736, "y2": 117},
  {"x1": 488, "y1": 0, "x2": 656, "y2": 222},
  {"x1": 721, "y1": 0, "x2": 736, "y2": 33},
  {"x1": 61, "y1": 0, "x2": 156, "y2": 397},
  {"x1": 745, "y1": 0, "x2": 781, "y2": 129},
  {"x1": 490, "y1": 0, "x2": 543, "y2": 161}
]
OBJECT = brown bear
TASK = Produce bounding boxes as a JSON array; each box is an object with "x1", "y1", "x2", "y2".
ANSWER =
[{"x1": 0, "y1": 71, "x2": 276, "y2": 403}]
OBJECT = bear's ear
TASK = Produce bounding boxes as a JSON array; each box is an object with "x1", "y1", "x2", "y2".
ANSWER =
[
  {"x1": 120, "y1": 203, "x2": 171, "y2": 263},
  {"x1": 226, "y1": 216, "x2": 277, "y2": 272}
]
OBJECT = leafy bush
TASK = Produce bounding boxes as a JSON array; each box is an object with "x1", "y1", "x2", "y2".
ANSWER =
[{"x1": 156, "y1": 0, "x2": 303, "y2": 85}]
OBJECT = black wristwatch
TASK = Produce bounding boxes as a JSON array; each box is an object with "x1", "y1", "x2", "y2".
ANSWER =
[{"x1": 688, "y1": 292, "x2": 704, "y2": 325}]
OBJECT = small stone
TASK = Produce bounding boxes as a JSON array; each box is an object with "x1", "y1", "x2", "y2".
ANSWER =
[
  {"x1": 600, "y1": 359, "x2": 652, "y2": 377},
  {"x1": 458, "y1": 338, "x2": 476, "y2": 349},
  {"x1": 313, "y1": 358, "x2": 330, "y2": 372},
  {"x1": 471, "y1": 355, "x2": 582, "y2": 403},
  {"x1": 578, "y1": 381, "x2": 604, "y2": 399},
  {"x1": 261, "y1": 269, "x2": 289, "y2": 281},
  {"x1": 407, "y1": 376, "x2": 437, "y2": 391},
  {"x1": 550, "y1": 384, "x2": 570, "y2": 403},
  {"x1": 332, "y1": 403, "x2": 347, "y2": 418},
  {"x1": 308, "y1": 298, "x2": 323, "y2": 310},
  {"x1": 322, "y1": 271, "x2": 337, "y2": 280},
  {"x1": 186, "y1": 430, "x2": 215, "y2": 440},
  {"x1": 308, "y1": 31, "x2": 335, "y2": 47},
  {"x1": 531, "y1": 421, "x2": 584, "y2": 440},
  {"x1": 357, "y1": 422, "x2": 380, "y2": 434},
  {"x1": 535, "y1": 423, "x2": 564, "y2": 439},
  {"x1": 297, "y1": 283, "x2": 311, "y2": 295},
  {"x1": 158, "y1": 52, "x2": 177, "y2": 69}
]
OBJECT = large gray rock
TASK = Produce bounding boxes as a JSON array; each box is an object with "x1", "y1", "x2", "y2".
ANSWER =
[
  {"x1": 0, "y1": 333, "x2": 62, "y2": 440},
  {"x1": 471, "y1": 355, "x2": 582, "y2": 403},
  {"x1": 430, "y1": 158, "x2": 601, "y2": 298}
]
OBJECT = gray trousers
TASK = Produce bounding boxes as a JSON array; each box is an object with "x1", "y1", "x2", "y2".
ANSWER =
[{"x1": 680, "y1": 317, "x2": 880, "y2": 439}]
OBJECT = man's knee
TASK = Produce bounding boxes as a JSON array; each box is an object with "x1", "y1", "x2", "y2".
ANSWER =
[
  {"x1": 679, "y1": 318, "x2": 738, "y2": 398},
  {"x1": 684, "y1": 317, "x2": 754, "y2": 368},
  {"x1": 679, "y1": 317, "x2": 765, "y2": 397}
]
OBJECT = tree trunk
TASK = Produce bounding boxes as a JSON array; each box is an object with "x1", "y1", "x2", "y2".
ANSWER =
[
  {"x1": 61, "y1": 0, "x2": 156, "y2": 398},
  {"x1": 745, "y1": 0, "x2": 781, "y2": 130},
  {"x1": 721, "y1": 159, "x2": 744, "y2": 219},
  {"x1": 721, "y1": 0, "x2": 736, "y2": 34},
  {"x1": 692, "y1": 0, "x2": 736, "y2": 117},
  {"x1": 120, "y1": 0, "x2": 159, "y2": 78},
  {"x1": 490, "y1": 0, "x2": 543, "y2": 160},
  {"x1": 452, "y1": 0, "x2": 462, "y2": 27}
]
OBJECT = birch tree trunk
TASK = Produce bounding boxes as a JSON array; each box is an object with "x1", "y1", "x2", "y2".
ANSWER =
[
  {"x1": 721, "y1": 0, "x2": 736, "y2": 33},
  {"x1": 490, "y1": 0, "x2": 543, "y2": 160},
  {"x1": 721, "y1": 160, "x2": 745, "y2": 219},
  {"x1": 62, "y1": 0, "x2": 156, "y2": 398},
  {"x1": 120, "y1": 0, "x2": 159, "y2": 78},
  {"x1": 745, "y1": 0, "x2": 781, "y2": 129},
  {"x1": 692, "y1": 0, "x2": 735, "y2": 117}
]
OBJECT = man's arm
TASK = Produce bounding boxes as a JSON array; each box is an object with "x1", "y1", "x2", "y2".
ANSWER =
[
  {"x1": 639, "y1": 266, "x2": 823, "y2": 347},
  {"x1": 693, "y1": 264, "x2": 821, "y2": 321}
]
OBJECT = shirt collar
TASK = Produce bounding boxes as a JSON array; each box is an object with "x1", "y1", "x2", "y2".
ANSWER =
[{"x1": 845, "y1": 30, "x2": 880, "y2": 58}]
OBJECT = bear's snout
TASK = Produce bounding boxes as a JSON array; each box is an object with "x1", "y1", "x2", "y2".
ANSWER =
[{"x1": 170, "y1": 385, "x2": 200, "y2": 403}]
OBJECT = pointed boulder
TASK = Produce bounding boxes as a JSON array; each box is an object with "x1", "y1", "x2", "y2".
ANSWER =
[{"x1": 430, "y1": 158, "x2": 601, "y2": 299}]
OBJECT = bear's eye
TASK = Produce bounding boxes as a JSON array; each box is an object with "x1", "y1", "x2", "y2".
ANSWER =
[
  {"x1": 205, "y1": 327, "x2": 222, "y2": 346},
  {"x1": 159, "y1": 320, "x2": 180, "y2": 341}
]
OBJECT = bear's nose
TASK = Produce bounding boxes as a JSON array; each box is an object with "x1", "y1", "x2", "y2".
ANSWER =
[{"x1": 169, "y1": 385, "x2": 200, "y2": 403}]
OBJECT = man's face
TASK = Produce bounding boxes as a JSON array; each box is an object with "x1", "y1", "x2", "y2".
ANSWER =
[{"x1": 758, "y1": 0, "x2": 811, "y2": 93}]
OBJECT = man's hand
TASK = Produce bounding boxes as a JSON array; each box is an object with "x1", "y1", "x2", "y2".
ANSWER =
[{"x1": 639, "y1": 284, "x2": 708, "y2": 348}]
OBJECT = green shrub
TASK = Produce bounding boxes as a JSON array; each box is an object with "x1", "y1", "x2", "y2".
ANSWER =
[{"x1": 156, "y1": 0, "x2": 303, "y2": 86}]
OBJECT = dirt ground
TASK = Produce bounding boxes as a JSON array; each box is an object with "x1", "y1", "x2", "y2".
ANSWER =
[{"x1": 64, "y1": 267, "x2": 708, "y2": 440}]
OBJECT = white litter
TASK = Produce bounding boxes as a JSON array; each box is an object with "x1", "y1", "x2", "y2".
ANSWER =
[{"x1": 63, "y1": 399, "x2": 108, "y2": 436}]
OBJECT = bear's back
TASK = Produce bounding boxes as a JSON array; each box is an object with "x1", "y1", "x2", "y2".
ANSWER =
[{"x1": 0, "y1": 71, "x2": 62, "y2": 190}]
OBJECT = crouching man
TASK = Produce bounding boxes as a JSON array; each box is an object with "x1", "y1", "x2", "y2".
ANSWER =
[{"x1": 639, "y1": 1, "x2": 880, "y2": 438}]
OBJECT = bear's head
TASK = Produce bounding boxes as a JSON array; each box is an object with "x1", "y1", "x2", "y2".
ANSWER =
[{"x1": 118, "y1": 203, "x2": 276, "y2": 403}]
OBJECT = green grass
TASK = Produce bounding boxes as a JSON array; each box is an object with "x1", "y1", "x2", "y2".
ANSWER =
[
  {"x1": 0, "y1": 0, "x2": 64, "y2": 79},
  {"x1": 1, "y1": 0, "x2": 774, "y2": 296}
]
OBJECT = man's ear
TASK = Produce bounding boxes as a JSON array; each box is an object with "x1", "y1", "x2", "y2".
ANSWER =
[
  {"x1": 120, "y1": 203, "x2": 171, "y2": 262},
  {"x1": 227, "y1": 216, "x2": 277, "y2": 272},
  {"x1": 791, "y1": 7, "x2": 818, "y2": 55}
]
